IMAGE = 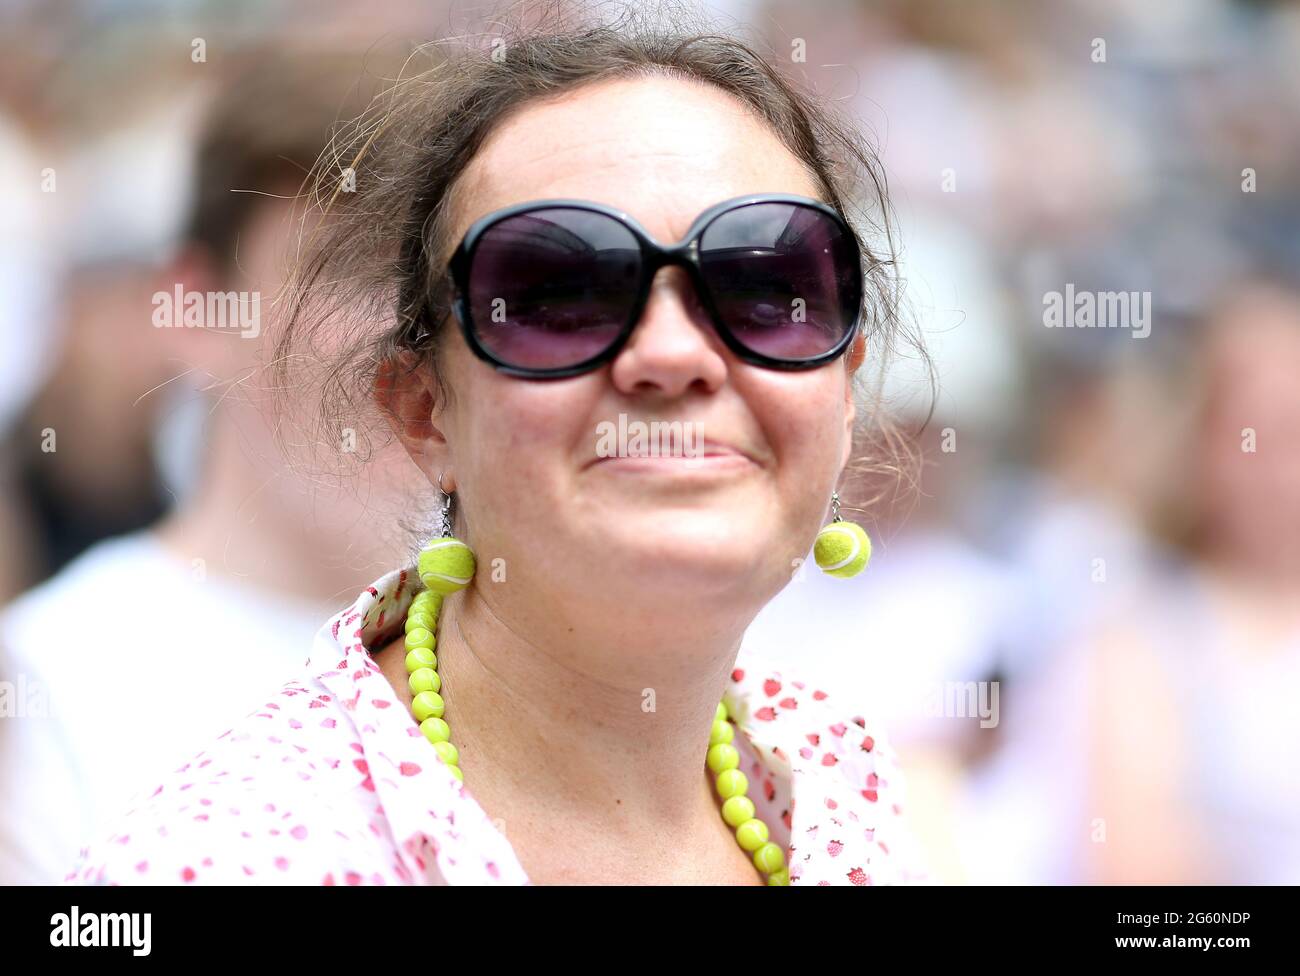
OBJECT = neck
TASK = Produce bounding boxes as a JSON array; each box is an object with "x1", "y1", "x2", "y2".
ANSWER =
[{"x1": 426, "y1": 575, "x2": 763, "y2": 881}]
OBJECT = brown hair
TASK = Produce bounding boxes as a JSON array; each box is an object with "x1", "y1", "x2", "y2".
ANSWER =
[{"x1": 273, "y1": 1, "x2": 930, "y2": 522}]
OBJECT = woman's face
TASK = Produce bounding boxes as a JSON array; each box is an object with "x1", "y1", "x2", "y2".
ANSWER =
[{"x1": 419, "y1": 77, "x2": 863, "y2": 605}]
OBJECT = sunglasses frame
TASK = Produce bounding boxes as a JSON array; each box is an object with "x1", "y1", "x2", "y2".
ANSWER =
[{"x1": 443, "y1": 192, "x2": 865, "y2": 379}]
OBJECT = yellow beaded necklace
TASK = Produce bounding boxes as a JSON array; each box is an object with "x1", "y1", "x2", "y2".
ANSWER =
[{"x1": 401, "y1": 534, "x2": 789, "y2": 885}]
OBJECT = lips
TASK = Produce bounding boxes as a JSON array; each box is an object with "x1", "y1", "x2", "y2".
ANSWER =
[{"x1": 588, "y1": 440, "x2": 753, "y2": 467}]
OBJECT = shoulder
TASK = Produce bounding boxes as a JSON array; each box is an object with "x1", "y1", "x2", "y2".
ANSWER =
[{"x1": 66, "y1": 673, "x2": 396, "y2": 886}]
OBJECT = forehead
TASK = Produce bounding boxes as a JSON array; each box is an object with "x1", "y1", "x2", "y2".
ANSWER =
[{"x1": 447, "y1": 75, "x2": 823, "y2": 247}]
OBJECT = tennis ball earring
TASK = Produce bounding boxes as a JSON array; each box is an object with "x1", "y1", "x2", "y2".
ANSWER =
[
  {"x1": 417, "y1": 473, "x2": 477, "y2": 595},
  {"x1": 813, "y1": 490, "x2": 872, "y2": 579}
]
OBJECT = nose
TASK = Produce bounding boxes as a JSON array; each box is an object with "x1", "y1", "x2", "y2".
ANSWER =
[{"x1": 607, "y1": 266, "x2": 729, "y2": 398}]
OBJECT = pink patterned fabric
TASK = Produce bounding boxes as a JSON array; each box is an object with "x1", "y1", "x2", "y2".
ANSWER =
[{"x1": 68, "y1": 567, "x2": 930, "y2": 885}]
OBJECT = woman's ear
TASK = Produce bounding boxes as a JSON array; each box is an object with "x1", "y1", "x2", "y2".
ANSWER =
[{"x1": 374, "y1": 349, "x2": 449, "y2": 474}]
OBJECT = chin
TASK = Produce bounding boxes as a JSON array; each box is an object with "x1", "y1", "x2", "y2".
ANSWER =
[{"x1": 591, "y1": 516, "x2": 771, "y2": 586}]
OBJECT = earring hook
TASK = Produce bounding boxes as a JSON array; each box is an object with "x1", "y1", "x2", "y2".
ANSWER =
[{"x1": 437, "y1": 471, "x2": 454, "y2": 537}]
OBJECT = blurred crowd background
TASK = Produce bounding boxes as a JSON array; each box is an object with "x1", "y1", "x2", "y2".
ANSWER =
[{"x1": 1, "y1": 0, "x2": 1297, "y2": 884}]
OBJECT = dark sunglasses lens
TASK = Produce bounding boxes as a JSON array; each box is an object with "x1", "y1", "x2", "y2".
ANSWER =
[
  {"x1": 699, "y1": 202, "x2": 861, "y2": 362},
  {"x1": 466, "y1": 209, "x2": 641, "y2": 371}
]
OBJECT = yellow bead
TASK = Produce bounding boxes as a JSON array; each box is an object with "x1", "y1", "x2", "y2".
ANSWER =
[
  {"x1": 752, "y1": 841, "x2": 785, "y2": 874},
  {"x1": 706, "y1": 742, "x2": 739, "y2": 774},
  {"x1": 411, "y1": 591, "x2": 443, "y2": 616},
  {"x1": 411, "y1": 690, "x2": 445, "y2": 722},
  {"x1": 721, "y1": 795, "x2": 755, "y2": 828},
  {"x1": 431, "y1": 740, "x2": 459, "y2": 766},
  {"x1": 767, "y1": 867, "x2": 790, "y2": 886},
  {"x1": 420, "y1": 716, "x2": 451, "y2": 744},
  {"x1": 715, "y1": 768, "x2": 748, "y2": 799},
  {"x1": 735, "y1": 818, "x2": 769, "y2": 852},
  {"x1": 409, "y1": 667, "x2": 441, "y2": 695},
  {"x1": 709, "y1": 719, "x2": 734, "y2": 747},
  {"x1": 445, "y1": 763, "x2": 464, "y2": 783},
  {"x1": 715, "y1": 701, "x2": 728, "y2": 722},
  {"x1": 404, "y1": 647, "x2": 436, "y2": 673},
  {"x1": 405, "y1": 627, "x2": 436, "y2": 652},
  {"x1": 418, "y1": 537, "x2": 476, "y2": 595},
  {"x1": 405, "y1": 611, "x2": 435, "y2": 634}
]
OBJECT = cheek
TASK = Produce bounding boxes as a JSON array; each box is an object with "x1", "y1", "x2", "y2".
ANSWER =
[
  {"x1": 752, "y1": 373, "x2": 849, "y2": 470},
  {"x1": 459, "y1": 375, "x2": 594, "y2": 499}
]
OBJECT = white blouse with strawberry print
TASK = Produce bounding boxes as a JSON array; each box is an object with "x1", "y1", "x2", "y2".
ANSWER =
[{"x1": 67, "y1": 567, "x2": 931, "y2": 886}]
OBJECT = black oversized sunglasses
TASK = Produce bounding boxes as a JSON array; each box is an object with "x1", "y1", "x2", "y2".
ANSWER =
[{"x1": 439, "y1": 193, "x2": 865, "y2": 379}]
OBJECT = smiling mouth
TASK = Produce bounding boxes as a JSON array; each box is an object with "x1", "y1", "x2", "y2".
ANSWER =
[
  {"x1": 586, "y1": 439, "x2": 756, "y2": 467},
  {"x1": 589, "y1": 452, "x2": 757, "y2": 476}
]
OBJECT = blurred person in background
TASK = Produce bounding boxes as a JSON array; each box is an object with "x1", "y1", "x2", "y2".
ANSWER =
[
  {"x1": 0, "y1": 22, "x2": 202, "y2": 593},
  {"x1": 0, "y1": 107, "x2": 58, "y2": 603},
  {"x1": 0, "y1": 42, "x2": 417, "y2": 884},
  {"x1": 950, "y1": 332, "x2": 1166, "y2": 884},
  {"x1": 2, "y1": 263, "x2": 178, "y2": 585},
  {"x1": 1077, "y1": 273, "x2": 1300, "y2": 884}
]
